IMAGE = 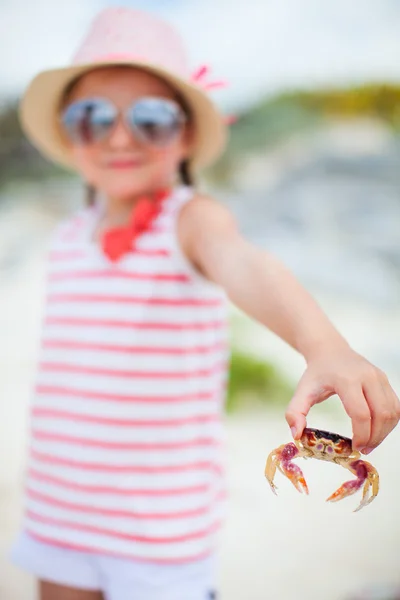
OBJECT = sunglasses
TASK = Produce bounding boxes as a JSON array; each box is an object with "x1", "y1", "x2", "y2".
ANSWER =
[{"x1": 60, "y1": 96, "x2": 188, "y2": 147}]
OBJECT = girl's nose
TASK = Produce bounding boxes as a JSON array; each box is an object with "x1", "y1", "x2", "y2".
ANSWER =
[{"x1": 107, "y1": 117, "x2": 139, "y2": 150}]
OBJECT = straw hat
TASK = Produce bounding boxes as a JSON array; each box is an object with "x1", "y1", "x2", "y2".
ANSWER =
[{"x1": 20, "y1": 7, "x2": 228, "y2": 170}]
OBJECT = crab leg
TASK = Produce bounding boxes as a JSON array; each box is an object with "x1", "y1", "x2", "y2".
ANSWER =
[
  {"x1": 265, "y1": 442, "x2": 309, "y2": 495},
  {"x1": 326, "y1": 458, "x2": 379, "y2": 512}
]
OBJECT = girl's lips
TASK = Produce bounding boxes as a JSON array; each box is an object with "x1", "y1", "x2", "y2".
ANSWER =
[{"x1": 107, "y1": 158, "x2": 144, "y2": 169}]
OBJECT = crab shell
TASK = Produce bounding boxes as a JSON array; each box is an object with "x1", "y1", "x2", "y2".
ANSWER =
[{"x1": 300, "y1": 428, "x2": 353, "y2": 461}]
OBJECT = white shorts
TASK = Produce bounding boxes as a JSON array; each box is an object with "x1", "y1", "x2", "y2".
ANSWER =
[{"x1": 11, "y1": 532, "x2": 217, "y2": 600}]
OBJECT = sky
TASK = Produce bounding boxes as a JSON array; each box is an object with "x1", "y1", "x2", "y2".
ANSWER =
[{"x1": 1, "y1": 0, "x2": 400, "y2": 110}]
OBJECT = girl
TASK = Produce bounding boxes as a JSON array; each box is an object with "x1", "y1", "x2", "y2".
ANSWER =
[{"x1": 12, "y1": 7, "x2": 400, "y2": 600}]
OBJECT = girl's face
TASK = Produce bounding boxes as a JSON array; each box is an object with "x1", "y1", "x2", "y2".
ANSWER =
[{"x1": 63, "y1": 67, "x2": 193, "y2": 201}]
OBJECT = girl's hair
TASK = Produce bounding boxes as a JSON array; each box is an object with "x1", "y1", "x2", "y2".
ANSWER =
[
  {"x1": 179, "y1": 159, "x2": 193, "y2": 187},
  {"x1": 61, "y1": 68, "x2": 195, "y2": 206},
  {"x1": 86, "y1": 183, "x2": 97, "y2": 207}
]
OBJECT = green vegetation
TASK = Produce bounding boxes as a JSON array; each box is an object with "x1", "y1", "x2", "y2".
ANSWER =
[
  {"x1": 0, "y1": 100, "x2": 66, "y2": 186},
  {"x1": 207, "y1": 83, "x2": 400, "y2": 183},
  {"x1": 226, "y1": 349, "x2": 294, "y2": 413},
  {"x1": 298, "y1": 83, "x2": 400, "y2": 128}
]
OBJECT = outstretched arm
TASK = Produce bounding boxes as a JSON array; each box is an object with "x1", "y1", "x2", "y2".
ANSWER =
[{"x1": 178, "y1": 195, "x2": 400, "y2": 453}]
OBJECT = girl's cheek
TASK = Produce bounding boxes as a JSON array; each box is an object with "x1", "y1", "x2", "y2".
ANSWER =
[
  {"x1": 71, "y1": 146, "x2": 88, "y2": 169},
  {"x1": 153, "y1": 143, "x2": 186, "y2": 168},
  {"x1": 71, "y1": 147, "x2": 101, "y2": 180}
]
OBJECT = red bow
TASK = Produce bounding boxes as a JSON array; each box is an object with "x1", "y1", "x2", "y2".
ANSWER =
[{"x1": 102, "y1": 189, "x2": 170, "y2": 262}]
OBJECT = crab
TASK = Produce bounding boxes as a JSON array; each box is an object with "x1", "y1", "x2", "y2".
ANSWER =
[{"x1": 265, "y1": 428, "x2": 379, "y2": 512}]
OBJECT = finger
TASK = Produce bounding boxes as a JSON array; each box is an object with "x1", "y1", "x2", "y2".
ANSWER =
[
  {"x1": 381, "y1": 375, "x2": 400, "y2": 426},
  {"x1": 392, "y1": 386, "x2": 400, "y2": 422},
  {"x1": 362, "y1": 378, "x2": 393, "y2": 451},
  {"x1": 285, "y1": 376, "x2": 317, "y2": 439},
  {"x1": 363, "y1": 376, "x2": 400, "y2": 452},
  {"x1": 338, "y1": 383, "x2": 371, "y2": 451}
]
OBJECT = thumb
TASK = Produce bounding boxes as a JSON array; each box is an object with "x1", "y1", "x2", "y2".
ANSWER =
[{"x1": 285, "y1": 378, "x2": 315, "y2": 439}]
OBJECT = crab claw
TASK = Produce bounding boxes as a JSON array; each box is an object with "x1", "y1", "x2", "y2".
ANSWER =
[
  {"x1": 265, "y1": 442, "x2": 309, "y2": 496},
  {"x1": 326, "y1": 459, "x2": 379, "y2": 512}
]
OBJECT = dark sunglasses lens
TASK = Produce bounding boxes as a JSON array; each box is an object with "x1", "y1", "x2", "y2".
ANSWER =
[
  {"x1": 129, "y1": 99, "x2": 185, "y2": 146},
  {"x1": 61, "y1": 99, "x2": 116, "y2": 144}
]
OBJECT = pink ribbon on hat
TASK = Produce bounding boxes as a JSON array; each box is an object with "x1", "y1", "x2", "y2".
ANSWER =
[
  {"x1": 192, "y1": 64, "x2": 236, "y2": 126},
  {"x1": 191, "y1": 64, "x2": 228, "y2": 91}
]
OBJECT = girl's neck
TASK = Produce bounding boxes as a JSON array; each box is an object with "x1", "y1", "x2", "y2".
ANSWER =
[
  {"x1": 92, "y1": 184, "x2": 177, "y2": 239},
  {"x1": 103, "y1": 197, "x2": 138, "y2": 227},
  {"x1": 100, "y1": 186, "x2": 172, "y2": 226}
]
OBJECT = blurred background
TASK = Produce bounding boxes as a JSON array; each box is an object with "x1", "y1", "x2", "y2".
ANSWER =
[{"x1": 1, "y1": 1, "x2": 400, "y2": 599}]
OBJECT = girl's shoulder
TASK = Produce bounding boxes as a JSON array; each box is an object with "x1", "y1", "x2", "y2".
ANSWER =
[
  {"x1": 162, "y1": 188, "x2": 227, "y2": 248},
  {"x1": 177, "y1": 189, "x2": 234, "y2": 235},
  {"x1": 166, "y1": 186, "x2": 222, "y2": 222}
]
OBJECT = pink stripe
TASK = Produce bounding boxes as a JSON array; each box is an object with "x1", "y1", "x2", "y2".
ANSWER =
[
  {"x1": 26, "y1": 510, "x2": 221, "y2": 544},
  {"x1": 32, "y1": 407, "x2": 221, "y2": 428},
  {"x1": 27, "y1": 487, "x2": 226, "y2": 520},
  {"x1": 59, "y1": 218, "x2": 85, "y2": 242},
  {"x1": 48, "y1": 270, "x2": 189, "y2": 283},
  {"x1": 26, "y1": 530, "x2": 217, "y2": 564},
  {"x1": 42, "y1": 339, "x2": 226, "y2": 355},
  {"x1": 47, "y1": 294, "x2": 223, "y2": 307},
  {"x1": 32, "y1": 430, "x2": 220, "y2": 451},
  {"x1": 28, "y1": 468, "x2": 210, "y2": 496},
  {"x1": 30, "y1": 449, "x2": 222, "y2": 475},
  {"x1": 49, "y1": 250, "x2": 87, "y2": 261},
  {"x1": 35, "y1": 384, "x2": 216, "y2": 403},
  {"x1": 133, "y1": 248, "x2": 170, "y2": 257},
  {"x1": 49, "y1": 248, "x2": 170, "y2": 261},
  {"x1": 45, "y1": 316, "x2": 225, "y2": 331},
  {"x1": 39, "y1": 361, "x2": 225, "y2": 380}
]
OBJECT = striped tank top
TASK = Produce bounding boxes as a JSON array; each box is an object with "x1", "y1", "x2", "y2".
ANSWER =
[{"x1": 23, "y1": 185, "x2": 229, "y2": 563}]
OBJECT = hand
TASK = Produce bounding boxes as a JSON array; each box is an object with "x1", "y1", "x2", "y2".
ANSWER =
[{"x1": 285, "y1": 345, "x2": 400, "y2": 454}]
